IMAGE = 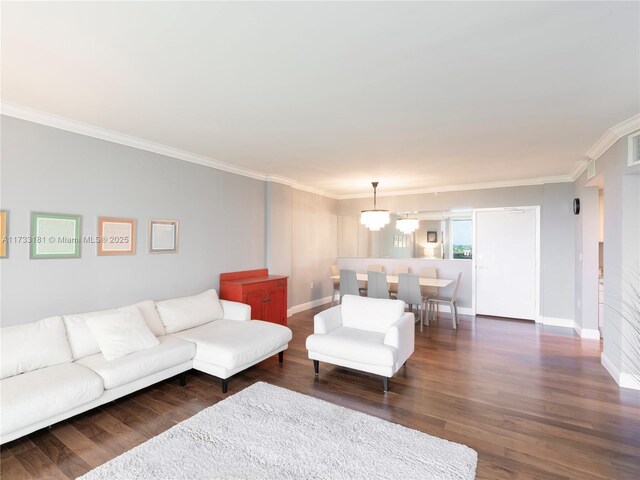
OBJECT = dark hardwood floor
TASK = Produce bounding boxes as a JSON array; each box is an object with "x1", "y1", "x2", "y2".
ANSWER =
[{"x1": 2, "y1": 305, "x2": 639, "y2": 480}]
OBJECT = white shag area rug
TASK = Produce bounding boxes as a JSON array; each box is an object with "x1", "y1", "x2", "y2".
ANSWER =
[{"x1": 79, "y1": 382, "x2": 477, "y2": 480}]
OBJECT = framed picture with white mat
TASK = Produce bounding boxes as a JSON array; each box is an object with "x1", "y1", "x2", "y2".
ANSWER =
[{"x1": 149, "y1": 219, "x2": 179, "y2": 254}]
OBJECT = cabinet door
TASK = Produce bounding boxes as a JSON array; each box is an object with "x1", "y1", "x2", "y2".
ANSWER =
[
  {"x1": 244, "y1": 290, "x2": 264, "y2": 321},
  {"x1": 264, "y1": 285, "x2": 286, "y2": 325}
]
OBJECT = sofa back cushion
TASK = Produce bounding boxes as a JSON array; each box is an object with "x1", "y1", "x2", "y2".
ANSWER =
[
  {"x1": 63, "y1": 302, "x2": 166, "y2": 360},
  {"x1": 340, "y1": 295, "x2": 405, "y2": 333},
  {"x1": 64, "y1": 309, "x2": 119, "y2": 359},
  {"x1": 85, "y1": 307, "x2": 159, "y2": 361},
  {"x1": 134, "y1": 300, "x2": 165, "y2": 336},
  {"x1": 0, "y1": 316, "x2": 72, "y2": 379},
  {"x1": 156, "y1": 289, "x2": 224, "y2": 334}
]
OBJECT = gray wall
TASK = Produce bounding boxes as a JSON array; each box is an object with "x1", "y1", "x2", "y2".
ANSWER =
[
  {"x1": 595, "y1": 135, "x2": 640, "y2": 380},
  {"x1": 573, "y1": 171, "x2": 600, "y2": 332},
  {"x1": 338, "y1": 183, "x2": 576, "y2": 320},
  {"x1": 1, "y1": 116, "x2": 266, "y2": 325}
]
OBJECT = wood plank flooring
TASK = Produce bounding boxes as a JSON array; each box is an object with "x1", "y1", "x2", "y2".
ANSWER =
[{"x1": 2, "y1": 305, "x2": 639, "y2": 479}]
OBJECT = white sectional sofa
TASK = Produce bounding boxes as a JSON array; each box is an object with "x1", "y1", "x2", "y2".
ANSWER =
[{"x1": 0, "y1": 289, "x2": 292, "y2": 445}]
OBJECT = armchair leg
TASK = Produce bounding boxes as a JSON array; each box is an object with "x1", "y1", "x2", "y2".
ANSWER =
[
  {"x1": 221, "y1": 378, "x2": 229, "y2": 394},
  {"x1": 179, "y1": 371, "x2": 187, "y2": 386},
  {"x1": 383, "y1": 377, "x2": 389, "y2": 392},
  {"x1": 278, "y1": 351, "x2": 284, "y2": 364},
  {"x1": 313, "y1": 360, "x2": 319, "y2": 375}
]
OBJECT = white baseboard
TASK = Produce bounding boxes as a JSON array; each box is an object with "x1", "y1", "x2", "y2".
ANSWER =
[
  {"x1": 601, "y1": 352, "x2": 640, "y2": 390},
  {"x1": 287, "y1": 296, "x2": 333, "y2": 317},
  {"x1": 425, "y1": 304, "x2": 474, "y2": 316},
  {"x1": 575, "y1": 327, "x2": 600, "y2": 340},
  {"x1": 541, "y1": 317, "x2": 601, "y2": 340},
  {"x1": 540, "y1": 316, "x2": 575, "y2": 328}
]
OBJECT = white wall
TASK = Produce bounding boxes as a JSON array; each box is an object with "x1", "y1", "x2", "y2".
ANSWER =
[
  {"x1": 266, "y1": 182, "x2": 293, "y2": 306},
  {"x1": 291, "y1": 189, "x2": 338, "y2": 309}
]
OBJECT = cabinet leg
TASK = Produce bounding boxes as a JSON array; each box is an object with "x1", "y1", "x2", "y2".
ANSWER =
[
  {"x1": 278, "y1": 351, "x2": 284, "y2": 364},
  {"x1": 179, "y1": 371, "x2": 187, "y2": 386},
  {"x1": 221, "y1": 378, "x2": 229, "y2": 394},
  {"x1": 313, "y1": 360, "x2": 319, "y2": 375}
]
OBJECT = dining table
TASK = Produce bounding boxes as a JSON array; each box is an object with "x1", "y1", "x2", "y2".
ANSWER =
[{"x1": 331, "y1": 273, "x2": 452, "y2": 289}]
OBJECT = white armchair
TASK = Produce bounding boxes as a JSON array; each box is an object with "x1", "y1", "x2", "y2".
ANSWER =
[{"x1": 306, "y1": 295, "x2": 415, "y2": 392}]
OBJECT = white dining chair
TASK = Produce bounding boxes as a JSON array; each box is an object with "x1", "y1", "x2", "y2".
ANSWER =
[
  {"x1": 367, "y1": 271, "x2": 390, "y2": 299},
  {"x1": 396, "y1": 273, "x2": 426, "y2": 327},
  {"x1": 390, "y1": 266, "x2": 409, "y2": 298},
  {"x1": 424, "y1": 272, "x2": 462, "y2": 329},
  {"x1": 330, "y1": 264, "x2": 340, "y2": 305},
  {"x1": 339, "y1": 269, "x2": 360, "y2": 301}
]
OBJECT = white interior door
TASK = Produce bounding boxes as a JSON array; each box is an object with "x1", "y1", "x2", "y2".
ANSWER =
[{"x1": 475, "y1": 208, "x2": 538, "y2": 320}]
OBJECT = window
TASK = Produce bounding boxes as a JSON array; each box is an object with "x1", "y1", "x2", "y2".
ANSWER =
[{"x1": 451, "y1": 219, "x2": 472, "y2": 259}]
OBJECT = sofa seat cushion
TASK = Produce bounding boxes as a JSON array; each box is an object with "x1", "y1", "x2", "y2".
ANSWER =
[
  {"x1": 1, "y1": 363, "x2": 103, "y2": 436},
  {"x1": 172, "y1": 320, "x2": 292, "y2": 370},
  {"x1": 306, "y1": 326, "x2": 397, "y2": 367},
  {"x1": 75, "y1": 335, "x2": 195, "y2": 390}
]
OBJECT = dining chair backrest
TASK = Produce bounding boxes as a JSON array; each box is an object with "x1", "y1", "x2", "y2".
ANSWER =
[
  {"x1": 397, "y1": 273, "x2": 422, "y2": 306},
  {"x1": 367, "y1": 264, "x2": 384, "y2": 273},
  {"x1": 419, "y1": 267, "x2": 439, "y2": 295},
  {"x1": 393, "y1": 266, "x2": 410, "y2": 275},
  {"x1": 330, "y1": 264, "x2": 340, "y2": 290},
  {"x1": 450, "y1": 272, "x2": 463, "y2": 303},
  {"x1": 367, "y1": 271, "x2": 389, "y2": 299},
  {"x1": 340, "y1": 269, "x2": 360, "y2": 299}
]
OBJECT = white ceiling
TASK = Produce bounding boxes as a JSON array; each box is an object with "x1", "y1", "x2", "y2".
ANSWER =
[{"x1": 2, "y1": 1, "x2": 639, "y2": 198}]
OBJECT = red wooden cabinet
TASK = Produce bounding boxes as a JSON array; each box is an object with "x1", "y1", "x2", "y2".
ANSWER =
[{"x1": 219, "y1": 269, "x2": 288, "y2": 326}]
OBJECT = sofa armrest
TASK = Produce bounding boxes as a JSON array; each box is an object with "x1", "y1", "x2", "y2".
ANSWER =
[
  {"x1": 383, "y1": 312, "x2": 415, "y2": 365},
  {"x1": 220, "y1": 300, "x2": 251, "y2": 321},
  {"x1": 313, "y1": 306, "x2": 343, "y2": 334}
]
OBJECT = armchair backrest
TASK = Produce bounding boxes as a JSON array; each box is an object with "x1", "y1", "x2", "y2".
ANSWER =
[{"x1": 341, "y1": 295, "x2": 405, "y2": 333}]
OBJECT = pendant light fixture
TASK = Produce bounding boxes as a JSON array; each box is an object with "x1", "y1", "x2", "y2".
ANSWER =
[
  {"x1": 396, "y1": 213, "x2": 419, "y2": 235},
  {"x1": 360, "y1": 181, "x2": 390, "y2": 231}
]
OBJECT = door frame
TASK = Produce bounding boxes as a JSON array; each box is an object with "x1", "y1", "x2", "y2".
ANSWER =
[{"x1": 471, "y1": 206, "x2": 541, "y2": 322}]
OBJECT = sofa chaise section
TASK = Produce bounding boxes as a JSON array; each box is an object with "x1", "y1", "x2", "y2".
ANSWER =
[
  {"x1": 172, "y1": 319, "x2": 292, "y2": 392},
  {"x1": 158, "y1": 289, "x2": 293, "y2": 393}
]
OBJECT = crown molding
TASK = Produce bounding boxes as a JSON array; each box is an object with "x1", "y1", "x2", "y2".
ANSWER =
[
  {"x1": 335, "y1": 175, "x2": 576, "y2": 200},
  {"x1": 0, "y1": 102, "x2": 271, "y2": 182},
  {"x1": 569, "y1": 160, "x2": 589, "y2": 181},
  {"x1": 265, "y1": 175, "x2": 336, "y2": 199},
  {"x1": 1, "y1": 102, "x2": 341, "y2": 199},
  {"x1": 586, "y1": 113, "x2": 640, "y2": 160},
  {"x1": 2, "y1": 102, "x2": 630, "y2": 201}
]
